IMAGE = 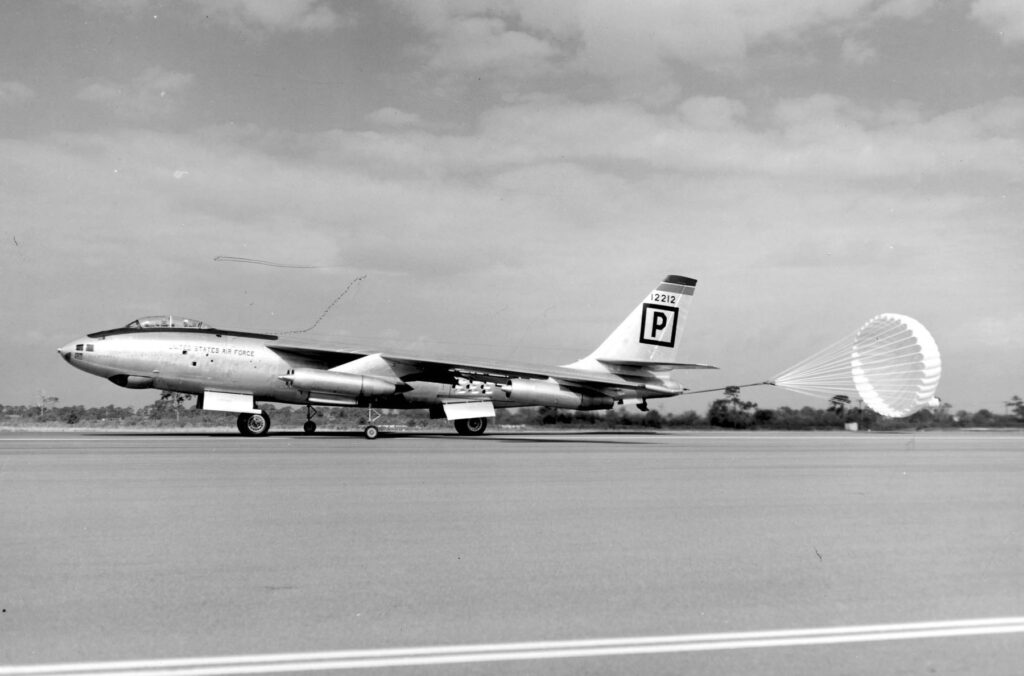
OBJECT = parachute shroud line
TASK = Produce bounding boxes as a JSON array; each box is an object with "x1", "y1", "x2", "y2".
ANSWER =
[{"x1": 772, "y1": 313, "x2": 941, "y2": 418}]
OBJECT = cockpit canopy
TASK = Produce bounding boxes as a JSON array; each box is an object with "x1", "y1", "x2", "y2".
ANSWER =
[
  {"x1": 125, "y1": 315, "x2": 209, "y2": 330},
  {"x1": 86, "y1": 316, "x2": 277, "y2": 340}
]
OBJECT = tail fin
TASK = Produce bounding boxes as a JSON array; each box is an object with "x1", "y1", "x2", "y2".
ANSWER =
[{"x1": 566, "y1": 275, "x2": 715, "y2": 372}]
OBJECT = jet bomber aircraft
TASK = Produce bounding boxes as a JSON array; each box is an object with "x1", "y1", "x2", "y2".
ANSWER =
[{"x1": 58, "y1": 275, "x2": 714, "y2": 438}]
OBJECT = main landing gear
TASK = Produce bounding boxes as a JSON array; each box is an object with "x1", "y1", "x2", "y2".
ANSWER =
[
  {"x1": 234, "y1": 408, "x2": 489, "y2": 438},
  {"x1": 453, "y1": 417, "x2": 488, "y2": 436},
  {"x1": 237, "y1": 412, "x2": 270, "y2": 436}
]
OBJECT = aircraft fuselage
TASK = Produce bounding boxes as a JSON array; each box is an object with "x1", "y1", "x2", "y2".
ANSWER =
[
  {"x1": 56, "y1": 325, "x2": 625, "y2": 419},
  {"x1": 58, "y1": 276, "x2": 708, "y2": 436}
]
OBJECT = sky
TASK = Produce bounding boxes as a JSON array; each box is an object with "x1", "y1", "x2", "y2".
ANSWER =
[{"x1": 1, "y1": 0, "x2": 1022, "y2": 415}]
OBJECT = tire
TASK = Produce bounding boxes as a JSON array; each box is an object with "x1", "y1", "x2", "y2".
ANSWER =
[
  {"x1": 303, "y1": 420, "x2": 317, "y2": 434},
  {"x1": 364, "y1": 425, "x2": 379, "y2": 440},
  {"x1": 237, "y1": 412, "x2": 270, "y2": 436},
  {"x1": 454, "y1": 417, "x2": 487, "y2": 436}
]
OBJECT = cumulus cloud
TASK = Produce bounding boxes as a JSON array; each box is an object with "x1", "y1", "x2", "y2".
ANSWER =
[
  {"x1": 871, "y1": 0, "x2": 936, "y2": 20},
  {"x1": 841, "y1": 37, "x2": 878, "y2": 64},
  {"x1": 426, "y1": 15, "x2": 559, "y2": 75},
  {"x1": 6, "y1": 90, "x2": 1021, "y2": 406},
  {"x1": 366, "y1": 107, "x2": 423, "y2": 128},
  {"x1": 312, "y1": 95, "x2": 1024, "y2": 184},
  {"x1": 0, "y1": 80, "x2": 35, "y2": 106},
  {"x1": 970, "y1": 0, "x2": 1024, "y2": 42},
  {"x1": 77, "y1": 67, "x2": 194, "y2": 120},
  {"x1": 677, "y1": 97, "x2": 748, "y2": 129},
  {"x1": 186, "y1": 0, "x2": 344, "y2": 33},
  {"x1": 576, "y1": 0, "x2": 933, "y2": 76},
  {"x1": 396, "y1": 0, "x2": 932, "y2": 82}
]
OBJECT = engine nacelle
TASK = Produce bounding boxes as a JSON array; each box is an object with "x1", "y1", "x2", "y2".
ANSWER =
[
  {"x1": 281, "y1": 368, "x2": 398, "y2": 398},
  {"x1": 500, "y1": 379, "x2": 613, "y2": 410},
  {"x1": 108, "y1": 374, "x2": 156, "y2": 389}
]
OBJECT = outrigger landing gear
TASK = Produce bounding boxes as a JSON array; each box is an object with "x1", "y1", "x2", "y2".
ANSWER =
[
  {"x1": 237, "y1": 411, "x2": 271, "y2": 437},
  {"x1": 303, "y1": 405, "x2": 319, "y2": 434},
  {"x1": 363, "y1": 404, "x2": 383, "y2": 440}
]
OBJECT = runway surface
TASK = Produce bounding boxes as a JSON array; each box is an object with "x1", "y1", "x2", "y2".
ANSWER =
[{"x1": 1, "y1": 430, "x2": 1022, "y2": 675}]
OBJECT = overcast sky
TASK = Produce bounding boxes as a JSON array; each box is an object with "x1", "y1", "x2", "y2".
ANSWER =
[{"x1": 2, "y1": 0, "x2": 1021, "y2": 414}]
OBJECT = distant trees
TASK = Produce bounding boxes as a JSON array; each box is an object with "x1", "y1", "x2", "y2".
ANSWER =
[
  {"x1": 1008, "y1": 395, "x2": 1024, "y2": 422},
  {"x1": 971, "y1": 409, "x2": 996, "y2": 427},
  {"x1": 828, "y1": 395, "x2": 851, "y2": 417},
  {"x1": 153, "y1": 391, "x2": 194, "y2": 423},
  {"x1": 707, "y1": 386, "x2": 757, "y2": 429},
  {"x1": 3, "y1": 392, "x2": 1024, "y2": 431}
]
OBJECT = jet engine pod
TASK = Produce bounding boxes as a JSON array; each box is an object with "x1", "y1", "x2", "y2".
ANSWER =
[
  {"x1": 501, "y1": 379, "x2": 613, "y2": 410},
  {"x1": 281, "y1": 368, "x2": 399, "y2": 398},
  {"x1": 108, "y1": 374, "x2": 156, "y2": 389}
]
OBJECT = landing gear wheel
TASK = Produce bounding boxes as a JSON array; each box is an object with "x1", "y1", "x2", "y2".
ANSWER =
[
  {"x1": 303, "y1": 405, "x2": 319, "y2": 435},
  {"x1": 364, "y1": 425, "x2": 379, "y2": 440},
  {"x1": 454, "y1": 417, "x2": 487, "y2": 436},
  {"x1": 237, "y1": 412, "x2": 270, "y2": 437}
]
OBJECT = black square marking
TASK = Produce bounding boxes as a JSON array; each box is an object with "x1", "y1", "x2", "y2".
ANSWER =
[{"x1": 639, "y1": 303, "x2": 678, "y2": 347}]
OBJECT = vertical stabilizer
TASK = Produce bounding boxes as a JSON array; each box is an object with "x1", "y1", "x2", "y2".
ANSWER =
[{"x1": 566, "y1": 275, "x2": 707, "y2": 372}]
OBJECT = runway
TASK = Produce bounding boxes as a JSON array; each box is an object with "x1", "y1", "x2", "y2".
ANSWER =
[{"x1": 2, "y1": 430, "x2": 1022, "y2": 674}]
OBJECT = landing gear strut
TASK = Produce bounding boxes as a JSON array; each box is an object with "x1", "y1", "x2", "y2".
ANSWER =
[
  {"x1": 237, "y1": 411, "x2": 271, "y2": 436},
  {"x1": 303, "y1": 404, "x2": 319, "y2": 434},
  {"x1": 363, "y1": 404, "x2": 382, "y2": 440}
]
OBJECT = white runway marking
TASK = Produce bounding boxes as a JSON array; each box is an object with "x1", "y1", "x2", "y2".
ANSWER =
[{"x1": 3, "y1": 617, "x2": 1023, "y2": 675}]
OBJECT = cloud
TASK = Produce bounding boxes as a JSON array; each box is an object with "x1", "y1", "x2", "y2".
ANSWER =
[
  {"x1": 0, "y1": 80, "x2": 35, "y2": 106},
  {"x1": 185, "y1": 0, "x2": 344, "y2": 33},
  {"x1": 25, "y1": 94, "x2": 1015, "y2": 266},
  {"x1": 77, "y1": 67, "x2": 194, "y2": 120},
  {"x1": 79, "y1": 0, "x2": 346, "y2": 33},
  {"x1": 677, "y1": 97, "x2": 748, "y2": 129},
  {"x1": 366, "y1": 107, "x2": 423, "y2": 128},
  {"x1": 871, "y1": 0, "x2": 936, "y2": 20},
  {"x1": 571, "y1": 0, "x2": 941, "y2": 75},
  {"x1": 316, "y1": 94, "x2": 1024, "y2": 184},
  {"x1": 841, "y1": 37, "x2": 878, "y2": 64},
  {"x1": 5, "y1": 90, "x2": 1021, "y2": 408},
  {"x1": 426, "y1": 15, "x2": 559, "y2": 76},
  {"x1": 970, "y1": 0, "x2": 1024, "y2": 42},
  {"x1": 396, "y1": 0, "x2": 935, "y2": 83}
]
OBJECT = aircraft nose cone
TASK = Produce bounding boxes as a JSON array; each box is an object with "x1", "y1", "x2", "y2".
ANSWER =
[{"x1": 58, "y1": 342, "x2": 75, "y2": 362}]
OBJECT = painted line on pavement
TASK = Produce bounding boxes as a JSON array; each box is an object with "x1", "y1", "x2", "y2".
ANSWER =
[{"x1": 3, "y1": 617, "x2": 1023, "y2": 675}]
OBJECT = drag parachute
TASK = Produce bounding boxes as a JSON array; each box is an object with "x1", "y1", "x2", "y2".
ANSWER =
[
  {"x1": 851, "y1": 314, "x2": 941, "y2": 418},
  {"x1": 773, "y1": 313, "x2": 941, "y2": 418}
]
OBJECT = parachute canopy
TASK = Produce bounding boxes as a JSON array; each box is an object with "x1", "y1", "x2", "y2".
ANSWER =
[
  {"x1": 851, "y1": 314, "x2": 941, "y2": 418},
  {"x1": 773, "y1": 313, "x2": 941, "y2": 418}
]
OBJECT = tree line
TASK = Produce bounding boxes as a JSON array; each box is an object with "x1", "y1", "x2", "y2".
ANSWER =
[{"x1": 4, "y1": 390, "x2": 1023, "y2": 431}]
